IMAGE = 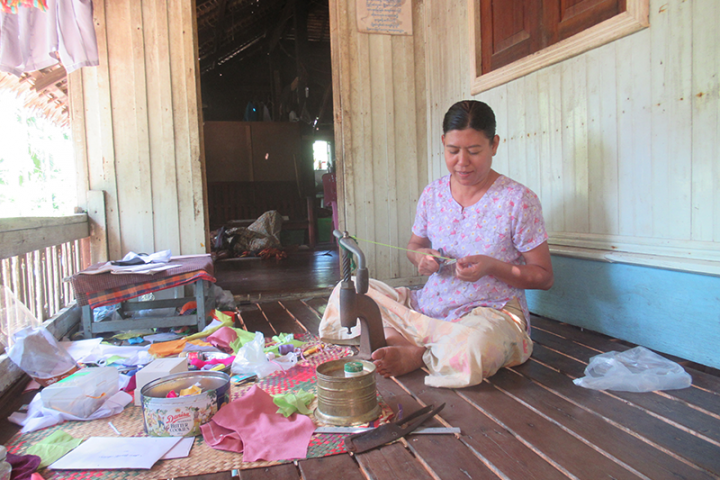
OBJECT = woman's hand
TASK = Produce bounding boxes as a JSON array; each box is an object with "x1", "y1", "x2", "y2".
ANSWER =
[
  {"x1": 406, "y1": 234, "x2": 441, "y2": 276},
  {"x1": 455, "y1": 243, "x2": 554, "y2": 290},
  {"x1": 455, "y1": 255, "x2": 495, "y2": 282},
  {"x1": 416, "y1": 248, "x2": 442, "y2": 276}
]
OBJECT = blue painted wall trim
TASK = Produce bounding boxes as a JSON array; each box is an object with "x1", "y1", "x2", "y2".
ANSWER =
[{"x1": 526, "y1": 255, "x2": 720, "y2": 369}]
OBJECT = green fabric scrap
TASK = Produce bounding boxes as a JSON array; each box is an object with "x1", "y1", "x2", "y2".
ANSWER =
[
  {"x1": 228, "y1": 328, "x2": 259, "y2": 354},
  {"x1": 111, "y1": 330, "x2": 153, "y2": 340},
  {"x1": 273, "y1": 389, "x2": 315, "y2": 417},
  {"x1": 26, "y1": 430, "x2": 83, "y2": 468},
  {"x1": 103, "y1": 355, "x2": 129, "y2": 366}
]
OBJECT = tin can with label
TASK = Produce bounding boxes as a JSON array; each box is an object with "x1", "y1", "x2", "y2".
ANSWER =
[{"x1": 141, "y1": 371, "x2": 230, "y2": 437}]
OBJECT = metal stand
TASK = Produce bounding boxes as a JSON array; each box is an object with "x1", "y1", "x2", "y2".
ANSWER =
[{"x1": 335, "y1": 230, "x2": 387, "y2": 359}]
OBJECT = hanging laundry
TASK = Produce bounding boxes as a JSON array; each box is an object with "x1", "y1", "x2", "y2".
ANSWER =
[
  {"x1": 0, "y1": 0, "x2": 99, "y2": 76},
  {"x1": 1, "y1": 0, "x2": 47, "y2": 14}
]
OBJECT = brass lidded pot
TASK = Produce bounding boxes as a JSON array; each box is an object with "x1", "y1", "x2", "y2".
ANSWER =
[{"x1": 315, "y1": 358, "x2": 380, "y2": 426}]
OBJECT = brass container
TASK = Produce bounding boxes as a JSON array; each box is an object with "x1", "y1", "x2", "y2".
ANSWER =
[{"x1": 314, "y1": 358, "x2": 381, "y2": 426}]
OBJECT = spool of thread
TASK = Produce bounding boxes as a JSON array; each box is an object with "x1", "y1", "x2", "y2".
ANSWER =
[
  {"x1": 278, "y1": 344, "x2": 295, "y2": 355},
  {"x1": 344, "y1": 361, "x2": 364, "y2": 377}
]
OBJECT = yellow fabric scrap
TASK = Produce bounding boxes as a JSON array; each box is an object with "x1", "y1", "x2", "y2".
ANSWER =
[
  {"x1": 184, "y1": 310, "x2": 234, "y2": 341},
  {"x1": 179, "y1": 384, "x2": 202, "y2": 396},
  {"x1": 148, "y1": 338, "x2": 187, "y2": 357}
]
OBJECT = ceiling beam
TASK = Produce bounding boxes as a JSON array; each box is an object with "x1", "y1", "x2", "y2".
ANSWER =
[
  {"x1": 33, "y1": 67, "x2": 67, "y2": 93},
  {"x1": 294, "y1": 0, "x2": 309, "y2": 111},
  {"x1": 267, "y1": 0, "x2": 296, "y2": 53}
]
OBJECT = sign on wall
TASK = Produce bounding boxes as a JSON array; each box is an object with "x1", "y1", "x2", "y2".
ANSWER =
[{"x1": 357, "y1": 0, "x2": 412, "y2": 36}]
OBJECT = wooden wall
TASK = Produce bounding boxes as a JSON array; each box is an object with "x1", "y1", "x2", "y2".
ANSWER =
[
  {"x1": 204, "y1": 122, "x2": 306, "y2": 183},
  {"x1": 329, "y1": 0, "x2": 428, "y2": 283},
  {"x1": 330, "y1": 0, "x2": 720, "y2": 366},
  {"x1": 419, "y1": 0, "x2": 720, "y2": 272},
  {"x1": 331, "y1": 0, "x2": 719, "y2": 278},
  {"x1": 69, "y1": 0, "x2": 207, "y2": 262}
]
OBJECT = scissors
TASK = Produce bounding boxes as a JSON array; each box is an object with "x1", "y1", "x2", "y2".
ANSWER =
[
  {"x1": 344, "y1": 403, "x2": 446, "y2": 453},
  {"x1": 434, "y1": 248, "x2": 457, "y2": 274}
]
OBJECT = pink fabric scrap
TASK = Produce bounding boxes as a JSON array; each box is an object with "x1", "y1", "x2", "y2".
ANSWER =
[
  {"x1": 201, "y1": 385, "x2": 316, "y2": 462},
  {"x1": 188, "y1": 355, "x2": 234, "y2": 370},
  {"x1": 206, "y1": 326, "x2": 238, "y2": 353},
  {"x1": 200, "y1": 421, "x2": 244, "y2": 452}
]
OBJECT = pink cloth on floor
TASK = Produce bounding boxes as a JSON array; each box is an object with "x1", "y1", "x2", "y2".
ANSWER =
[
  {"x1": 206, "y1": 326, "x2": 238, "y2": 353},
  {"x1": 201, "y1": 385, "x2": 316, "y2": 462},
  {"x1": 200, "y1": 421, "x2": 244, "y2": 452}
]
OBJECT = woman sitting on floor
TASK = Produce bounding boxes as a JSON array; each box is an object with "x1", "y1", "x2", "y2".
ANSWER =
[{"x1": 319, "y1": 100, "x2": 554, "y2": 388}]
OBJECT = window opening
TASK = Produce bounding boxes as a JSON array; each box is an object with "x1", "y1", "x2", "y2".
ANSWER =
[
  {"x1": 313, "y1": 140, "x2": 331, "y2": 171},
  {"x1": 0, "y1": 90, "x2": 76, "y2": 218}
]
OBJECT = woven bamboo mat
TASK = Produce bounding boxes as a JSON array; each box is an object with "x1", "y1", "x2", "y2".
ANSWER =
[{"x1": 5, "y1": 342, "x2": 394, "y2": 480}]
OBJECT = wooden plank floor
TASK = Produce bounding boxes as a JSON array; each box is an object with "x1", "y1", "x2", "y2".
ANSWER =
[
  {"x1": 230, "y1": 296, "x2": 720, "y2": 480},
  {"x1": 2, "y1": 295, "x2": 718, "y2": 480},
  {"x1": 214, "y1": 248, "x2": 339, "y2": 302}
]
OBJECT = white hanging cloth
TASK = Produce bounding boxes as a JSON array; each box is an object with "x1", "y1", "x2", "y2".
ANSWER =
[{"x1": 0, "y1": 0, "x2": 98, "y2": 76}]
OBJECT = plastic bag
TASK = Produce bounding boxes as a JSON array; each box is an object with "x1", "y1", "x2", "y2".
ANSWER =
[
  {"x1": 93, "y1": 303, "x2": 122, "y2": 323},
  {"x1": 40, "y1": 367, "x2": 120, "y2": 418},
  {"x1": 573, "y1": 346, "x2": 692, "y2": 392},
  {"x1": 7, "y1": 326, "x2": 79, "y2": 386},
  {"x1": 1, "y1": 285, "x2": 41, "y2": 348},
  {"x1": 231, "y1": 331, "x2": 298, "y2": 378}
]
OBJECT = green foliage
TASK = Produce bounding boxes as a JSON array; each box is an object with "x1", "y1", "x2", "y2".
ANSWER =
[{"x1": 0, "y1": 91, "x2": 75, "y2": 218}]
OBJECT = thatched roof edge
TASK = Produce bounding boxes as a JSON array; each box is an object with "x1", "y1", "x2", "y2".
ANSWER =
[{"x1": 0, "y1": 64, "x2": 69, "y2": 129}]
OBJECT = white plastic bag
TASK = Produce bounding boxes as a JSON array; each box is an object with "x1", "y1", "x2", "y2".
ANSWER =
[
  {"x1": 573, "y1": 346, "x2": 692, "y2": 392},
  {"x1": 231, "y1": 331, "x2": 298, "y2": 378},
  {"x1": 7, "y1": 326, "x2": 79, "y2": 384},
  {"x1": 40, "y1": 367, "x2": 119, "y2": 418},
  {"x1": 1, "y1": 285, "x2": 41, "y2": 348}
]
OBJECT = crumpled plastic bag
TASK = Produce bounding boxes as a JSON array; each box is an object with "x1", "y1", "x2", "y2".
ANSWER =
[
  {"x1": 231, "y1": 331, "x2": 298, "y2": 378},
  {"x1": 573, "y1": 346, "x2": 692, "y2": 392},
  {"x1": 1, "y1": 285, "x2": 41, "y2": 348},
  {"x1": 8, "y1": 390, "x2": 132, "y2": 433},
  {"x1": 7, "y1": 326, "x2": 78, "y2": 383}
]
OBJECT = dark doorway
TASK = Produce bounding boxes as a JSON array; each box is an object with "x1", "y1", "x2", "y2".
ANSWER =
[{"x1": 196, "y1": 0, "x2": 338, "y2": 298}]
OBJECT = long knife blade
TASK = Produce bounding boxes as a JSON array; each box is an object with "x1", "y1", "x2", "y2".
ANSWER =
[{"x1": 315, "y1": 426, "x2": 460, "y2": 435}]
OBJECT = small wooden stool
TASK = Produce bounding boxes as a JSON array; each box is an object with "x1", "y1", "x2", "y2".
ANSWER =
[{"x1": 70, "y1": 256, "x2": 217, "y2": 339}]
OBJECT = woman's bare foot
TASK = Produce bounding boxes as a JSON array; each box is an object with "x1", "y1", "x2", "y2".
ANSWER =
[{"x1": 371, "y1": 345, "x2": 425, "y2": 378}]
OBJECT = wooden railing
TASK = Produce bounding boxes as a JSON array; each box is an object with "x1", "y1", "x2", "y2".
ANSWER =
[
  {"x1": 0, "y1": 215, "x2": 91, "y2": 392},
  {"x1": 0, "y1": 214, "x2": 90, "y2": 324}
]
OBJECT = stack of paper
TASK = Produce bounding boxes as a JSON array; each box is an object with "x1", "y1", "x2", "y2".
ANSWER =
[{"x1": 50, "y1": 437, "x2": 195, "y2": 470}]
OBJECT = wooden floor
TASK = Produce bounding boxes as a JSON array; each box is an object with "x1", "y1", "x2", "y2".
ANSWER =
[
  {"x1": 225, "y1": 298, "x2": 720, "y2": 480},
  {"x1": 2, "y1": 251, "x2": 719, "y2": 480},
  {"x1": 214, "y1": 245, "x2": 339, "y2": 301}
]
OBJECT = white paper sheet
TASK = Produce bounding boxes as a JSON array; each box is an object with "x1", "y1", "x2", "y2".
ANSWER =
[
  {"x1": 50, "y1": 437, "x2": 182, "y2": 470},
  {"x1": 59, "y1": 338, "x2": 103, "y2": 363},
  {"x1": 161, "y1": 437, "x2": 195, "y2": 459},
  {"x1": 111, "y1": 264, "x2": 181, "y2": 275}
]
